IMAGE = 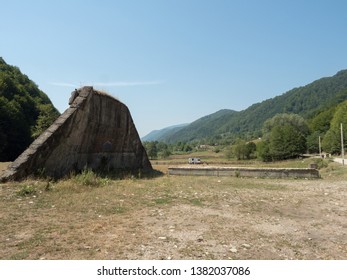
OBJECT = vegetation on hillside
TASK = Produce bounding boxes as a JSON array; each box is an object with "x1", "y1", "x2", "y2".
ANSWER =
[
  {"x1": 321, "y1": 100, "x2": 347, "y2": 154},
  {"x1": 144, "y1": 104, "x2": 347, "y2": 162},
  {"x1": 162, "y1": 109, "x2": 239, "y2": 144},
  {"x1": 142, "y1": 70, "x2": 347, "y2": 162},
  {"x1": 0, "y1": 57, "x2": 60, "y2": 161},
  {"x1": 153, "y1": 70, "x2": 347, "y2": 145},
  {"x1": 141, "y1": 123, "x2": 188, "y2": 142}
]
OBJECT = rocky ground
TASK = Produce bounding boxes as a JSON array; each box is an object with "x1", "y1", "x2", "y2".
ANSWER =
[{"x1": 0, "y1": 170, "x2": 346, "y2": 260}]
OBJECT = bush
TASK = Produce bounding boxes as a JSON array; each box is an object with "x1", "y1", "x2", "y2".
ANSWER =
[
  {"x1": 17, "y1": 185, "x2": 37, "y2": 196},
  {"x1": 256, "y1": 141, "x2": 272, "y2": 162},
  {"x1": 311, "y1": 158, "x2": 329, "y2": 169},
  {"x1": 74, "y1": 169, "x2": 107, "y2": 187}
]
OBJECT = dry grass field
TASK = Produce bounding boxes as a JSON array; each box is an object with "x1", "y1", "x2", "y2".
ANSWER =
[
  {"x1": 0, "y1": 162, "x2": 10, "y2": 174},
  {"x1": 0, "y1": 159, "x2": 346, "y2": 260}
]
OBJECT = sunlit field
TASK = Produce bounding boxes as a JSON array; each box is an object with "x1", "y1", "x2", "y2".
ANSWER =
[{"x1": 0, "y1": 157, "x2": 346, "y2": 260}]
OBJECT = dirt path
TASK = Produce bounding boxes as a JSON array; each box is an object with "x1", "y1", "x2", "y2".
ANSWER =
[{"x1": 333, "y1": 157, "x2": 346, "y2": 165}]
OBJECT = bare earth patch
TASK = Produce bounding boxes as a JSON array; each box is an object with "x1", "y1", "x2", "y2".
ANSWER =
[
  {"x1": 0, "y1": 162, "x2": 10, "y2": 174},
  {"x1": 0, "y1": 173, "x2": 346, "y2": 260}
]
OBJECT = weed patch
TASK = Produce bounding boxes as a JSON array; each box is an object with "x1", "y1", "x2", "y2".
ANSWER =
[
  {"x1": 311, "y1": 158, "x2": 330, "y2": 169},
  {"x1": 17, "y1": 185, "x2": 37, "y2": 197},
  {"x1": 189, "y1": 198, "x2": 203, "y2": 206},
  {"x1": 73, "y1": 169, "x2": 109, "y2": 187},
  {"x1": 154, "y1": 197, "x2": 172, "y2": 205}
]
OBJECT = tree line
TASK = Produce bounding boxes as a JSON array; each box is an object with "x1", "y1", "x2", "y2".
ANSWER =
[
  {"x1": 143, "y1": 103, "x2": 347, "y2": 162},
  {"x1": 0, "y1": 58, "x2": 60, "y2": 161}
]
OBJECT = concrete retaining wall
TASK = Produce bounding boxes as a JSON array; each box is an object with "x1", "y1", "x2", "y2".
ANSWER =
[
  {"x1": 0, "y1": 87, "x2": 152, "y2": 181},
  {"x1": 168, "y1": 166, "x2": 320, "y2": 179}
]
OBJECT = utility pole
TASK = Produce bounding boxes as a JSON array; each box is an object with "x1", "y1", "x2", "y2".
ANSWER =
[
  {"x1": 319, "y1": 135, "x2": 322, "y2": 158},
  {"x1": 341, "y1": 123, "x2": 345, "y2": 166}
]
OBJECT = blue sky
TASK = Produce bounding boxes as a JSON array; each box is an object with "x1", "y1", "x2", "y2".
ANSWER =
[{"x1": 1, "y1": 0, "x2": 347, "y2": 137}]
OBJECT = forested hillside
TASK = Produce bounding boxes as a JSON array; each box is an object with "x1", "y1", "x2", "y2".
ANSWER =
[
  {"x1": 142, "y1": 123, "x2": 188, "y2": 142},
  {"x1": 162, "y1": 109, "x2": 238, "y2": 143},
  {"x1": 0, "y1": 58, "x2": 60, "y2": 161},
  {"x1": 160, "y1": 70, "x2": 347, "y2": 143}
]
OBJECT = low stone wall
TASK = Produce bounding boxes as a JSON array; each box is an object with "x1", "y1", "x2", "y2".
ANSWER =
[{"x1": 168, "y1": 166, "x2": 320, "y2": 179}]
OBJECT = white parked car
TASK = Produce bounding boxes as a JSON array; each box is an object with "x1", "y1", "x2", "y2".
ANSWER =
[{"x1": 188, "y1": 158, "x2": 201, "y2": 164}]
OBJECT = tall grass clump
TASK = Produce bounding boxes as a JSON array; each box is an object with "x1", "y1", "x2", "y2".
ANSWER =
[
  {"x1": 311, "y1": 158, "x2": 330, "y2": 169},
  {"x1": 74, "y1": 169, "x2": 109, "y2": 187},
  {"x1": 17, "y1": 184, "x2": 37, "y2": 197}
]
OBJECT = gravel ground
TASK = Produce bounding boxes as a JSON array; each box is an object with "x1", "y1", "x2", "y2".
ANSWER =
[{"x1": 1, "y1": 174, "x2": 345, "y2": 260}]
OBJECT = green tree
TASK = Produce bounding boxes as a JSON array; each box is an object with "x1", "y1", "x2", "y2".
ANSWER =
[
  {"x1": 146, "y1": 141, "x2": 158, "y2": 159},
  {"x1": 263, "y1": 113, "x2": 309, "y2": 138},
  {"x1": 183, "y1": 144, "x2": 193, "y2": 152},
  {"x1": 308, "y1": 107, "x2": 335, "y2": 134},
  {"x1": 0, "y1": 97, "x2": 32, "y2": 161},
  {"x1": 232, "y1": 139, "x2": 247, "y2": 160},
  {"x1": 0, "y1": 58, "x2": 59, "y2": 160},
  {"x1": 268, "y1": 125, "x2": 307, "y2": 160},
  {"x1": 156, "y1": 142, "x2": 172, "y2": 159},
  {"x1": 306, "y1": 131, "x2": 322, "y2": 154},
  {"x1": 246, "y1": 142, "x2": 257, "y2": 159},
  {"x1": 227, "y1": 140, "x2": 257, "y2": 160},
  {"x1": 256, "y1": 140, "x2": 272, "y2": 162},
  {"x1": 32, "y1": 104, "x2": 59, "y2": 138},
  {"x1": 259, "y1": 113, "x2": 308, "y2": 161},
  {"x1": 322, "y1": 100, "x2": 347, "y2": 154},
  {"x1": 159, "y1": 148, "x2": 171, "y2": 159},
  {"x1": 322, "y1": 129, "x2": 340, "y2": 154}
]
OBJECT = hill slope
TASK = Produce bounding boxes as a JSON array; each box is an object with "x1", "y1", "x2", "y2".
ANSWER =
[
  {"x1": 164, "y1": 109, "x2": 238, "y2": 143},
  {"x1": 0, "y1": 57, "x2": 60, "y2": 161},
  {"x1": 159, "y1": 70, "x2": 347, "y2": 143},
  {"x1": 142, "y1": 123, "x2": 188, "y2": 142}
]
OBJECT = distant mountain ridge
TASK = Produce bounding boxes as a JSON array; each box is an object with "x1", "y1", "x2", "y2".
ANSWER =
[
  {"x1": 141, "y1": 123, "x2": 189, "y2": 142},
  {"x1": 144, "y1": 70, "x2": 347, "y2": 143},
  {"x1": 162, "y1": 109, "x2": 239, "y2": 143}
]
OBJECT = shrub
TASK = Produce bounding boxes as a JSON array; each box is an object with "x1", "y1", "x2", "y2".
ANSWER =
[
  {"x1": 311, "y1": 158, "x2": 329, "y2": 169},
  {"x1": 74, "y1": 169, "x2": 103, "y2": 187},
  {"x1": 17, "y1": 185, "x2": 37, "y2": 196}
]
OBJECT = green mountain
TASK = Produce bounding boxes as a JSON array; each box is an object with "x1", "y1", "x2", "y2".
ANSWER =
[
  {"x1": 0, "y1": 57, "x2": 60, "y2": 161},
  {"x1": 160, "y1": 70, "x2": 347, "y2": 143},
  {"x1": 164, "y1": 109, "x2": 239, "y2": 143},
  {"x1": 142, "y1": 123, "x2": 188, "y2": 142}
]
